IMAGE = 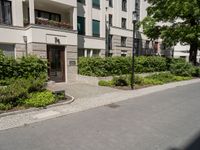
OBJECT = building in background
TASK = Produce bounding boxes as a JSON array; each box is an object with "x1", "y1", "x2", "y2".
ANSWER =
[{"x1": 139, "y1": 0, "x2": 200, "y2": 62}]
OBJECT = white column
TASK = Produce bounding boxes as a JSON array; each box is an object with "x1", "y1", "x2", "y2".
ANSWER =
[
  {"x1": 86, "y1": 0, "x2": 92, "y2": 36},
  {"x1": 100, "y1": 0, "x2": 106, "y2": 38},
  {"x1": 29, "y1": 0, "x2": 35, "y2": 24},
  {"x1": 12, "y1": 0, "x2": 24, "y2": 27},
  {"x1": 84, "y1": 49, "x2": 87, "y2": 57},
  {"x1": 90, "y1": 50, "x2": 93, "y2": 57},
  {"x1": 72, "y1": 7, "x2": 77, "y2": 30}
]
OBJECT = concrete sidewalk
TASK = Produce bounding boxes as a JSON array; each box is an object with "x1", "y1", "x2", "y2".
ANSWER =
[{"x1": 0, "y1": 79, "x2": 200, "y2": 131}]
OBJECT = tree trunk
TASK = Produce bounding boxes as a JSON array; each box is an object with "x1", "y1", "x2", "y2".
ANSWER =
[{"x1": 189, "y1": 42, "x2": 198, "y2": 66}]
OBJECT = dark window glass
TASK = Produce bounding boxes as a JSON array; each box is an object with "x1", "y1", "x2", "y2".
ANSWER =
[
  {"x1": 77, "y1": 0, "x2": 85, "y2": 4},
  {"x1": 35, "y1": 10, "x2": 61, "y2": 22},
  {"x1": 108, "y1": 35, "x2": 113, "y2": 50},
  {"x1": 77, "y1": 16, "x2": 85, "y2": 35},
  {"x1": 121, "y1": 37, "x2": 127, "y2": 47},
  {"x1": 122, "y1": 0, "x2": 127, "y2": 11},
  {"x1": 109, "y1": 14, "x2": 112, "y2": 26},
  {"x1": 109, "y1": 0, "x2": 113, "y2": 7},
  {"x1": 121, "y1": 18, "x2": 126, "y2": 29},
  {"x1": 92, "y1": 0, "x2": 100, "y2": 9},
  {"x1": 92, "y1": 20, "x2": 100, "y2": 37},
  {"x1": 0, "y1": 0, "x2": 12, "y2": 25}
]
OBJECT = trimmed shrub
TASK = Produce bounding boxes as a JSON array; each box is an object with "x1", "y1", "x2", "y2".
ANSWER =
[
  {"x1": 192, "y1": 67, "x2": 200, "y2": 77},
  {"x1": 78, "y1": 56, "x2": 167, "y2": 77},
  {"x1": 170, "y1": 59, "x2": 194, "y2": 77},
  {"x1": 135, "y1": 56, "x2": 167, "y2": 73},
  {"x1": 0, "y1": 50, "x2": 47, "y2": 80}
]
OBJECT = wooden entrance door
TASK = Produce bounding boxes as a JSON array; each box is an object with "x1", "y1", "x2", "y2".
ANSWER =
[{"x1": 47, "y1": 45, "x2": 65, "y2": 82}]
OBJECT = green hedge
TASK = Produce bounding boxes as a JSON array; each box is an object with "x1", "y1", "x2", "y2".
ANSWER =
[
  {"x1": 78, "y1": 56, "x2": 168, "y2": 77},
  {"x1": 0, "y1": 50, "x2": 47, "y2": 80}
]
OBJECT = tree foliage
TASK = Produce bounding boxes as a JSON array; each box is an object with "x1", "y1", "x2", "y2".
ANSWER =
[{"x1": 141, "y1": 0, "x2": 200, "y2": 65}]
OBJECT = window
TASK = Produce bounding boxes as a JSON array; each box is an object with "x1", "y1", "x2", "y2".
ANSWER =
[
  {"x1": 109, "y1": 0, "x2": 113, "y2": 7},
  {"x1": 0, "y1": 44, "x2": 14, "y2": 57},
  {"x1": 35, "y1": 10, "x2": 61, "y2": 22},
  {"x1": 0, "y1": 0, "x2": 12, "y2": 25},
  {"x1": 109, "y1": 14, "x2": 112, "y2": 26},
  {"x1": 92, "y1": 20, "x2": 100, "y2": 37},
  {"x1": 121, "y1": 18, "x2": 126, "y2": 29},
  {"x1": 108, "y1": 35, "x2": 113, "y2": 50},
  {"x1": 121, "y1": 37, "x2": 127, "y2": 47},
  {"x1": 77, "y1": 0, "x2": 85, "y2": 4},
  {"x1": 121, "y1": 50, "x2": 127, "y2": 57},
  {"x1": 92, "y1": 0, "x2": 100, "y2": 9},
  {"x1": 77, "y1": 16, "x2": 85, "y2": 35},
  {"x1": 122, "y1": 0, "x2": 127, "y2": 11}
]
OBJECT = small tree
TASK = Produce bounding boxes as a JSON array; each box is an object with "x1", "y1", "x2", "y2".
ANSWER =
[{"x1": 141, "y1": 0, "x2": 200, "y2": 65}]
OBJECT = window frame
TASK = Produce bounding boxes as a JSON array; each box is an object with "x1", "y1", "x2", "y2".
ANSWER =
[
  {"x1": 92, "y1": 0, "x2": 100, "y2": 9},
  {"x1": 109, "y1": 0, "x2": 113, "y2": 7},
  {"x1": 92, "y1": 19, "x2": 100, "y2": 37},
  {"x1": 122, "y1": 0, "x2": 127, "y2": 12},
  {"x1": 0, "y1": 0, "x2": 12, "y2": 25},
  {"x1": 77, "y1": 16, "x2": 85, "y2": 35},
  {"x1": 121, "y1": 36, "x2": 127, "y2": 47},
  {"x1": 121, "y1": 18, "x2": 126, "y2": 29}
]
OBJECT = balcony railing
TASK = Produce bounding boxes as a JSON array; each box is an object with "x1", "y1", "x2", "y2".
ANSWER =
[{"x1": 24, "y1": 18, "x2": 73, "y2": 30}]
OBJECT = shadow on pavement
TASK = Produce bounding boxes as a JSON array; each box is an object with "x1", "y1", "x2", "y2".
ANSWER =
[{"x1": 169, "y1": 132, "x2": 200, "y2": 150}]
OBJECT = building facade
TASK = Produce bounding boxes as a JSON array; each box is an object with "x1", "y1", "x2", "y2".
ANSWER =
[{"x1": 0, "y1": 0, "x2": 78, "y2": 83}]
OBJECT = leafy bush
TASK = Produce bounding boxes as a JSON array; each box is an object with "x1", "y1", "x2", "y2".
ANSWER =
[
  {"x1": 0, "y1": 103, "x2": 12, "y2": 111},
  {"x1": 0, "y1": 50, "x2": 47, "y2": 80},
  {"x1": 17, "y1": 56, "x2": 48, "y2": 78},
  {"x1": 78, "y1": 56, "x2": 167, "y2": 77},
  {"x1": 98, "y1": 80, "x2": 113, "y2": 86},
  {"x1": 0, "y1": 74, "x2": 47, "y2": 104},
  {"x1": 170, "y1": 59, "x2": 194, "y2": 77},
  {"x1": 112, "y1": 76, "x2": 129, "y2": 86},
  {"x1": 135, "y1": 56, "x2": 167, "y2": 73},
  {"x1": 0, "y1": 78, "x2": 30, "y2": 104},
  {"x1": 22, "y1": 90, "x2": 55, "y2": 108},
  {"x1": 192, "y1": 67, "x2": 200, "y2": 77}
]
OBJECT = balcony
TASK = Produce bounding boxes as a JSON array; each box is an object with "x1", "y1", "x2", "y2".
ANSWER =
[{"x1": 23, "y1": 0, "x2": 77, "y2": 30}]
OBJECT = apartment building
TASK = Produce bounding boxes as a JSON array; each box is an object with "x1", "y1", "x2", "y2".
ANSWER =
[
  {"x1": 0, "y1": 0, "x2": 78, "y2": 83},
  {"x1": 77, "y1": 0, "x2": 137, "y2": 57},
  {"x1": 77, "y1": 0, "x2": 106, "y2": 57}
]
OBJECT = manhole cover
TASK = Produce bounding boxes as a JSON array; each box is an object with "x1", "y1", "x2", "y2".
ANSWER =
[{"x1": 106, "y1": 103, "x2": 120, "y2": 109}]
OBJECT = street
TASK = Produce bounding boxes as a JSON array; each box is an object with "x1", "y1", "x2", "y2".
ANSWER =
[{"x1": 0, "y1": 83, "x2": 200, "y2": 150}]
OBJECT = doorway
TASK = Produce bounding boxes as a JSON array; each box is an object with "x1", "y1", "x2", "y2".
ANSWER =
[{"x1": 47, "y1": 45, "x2": 65, "y2": 82}]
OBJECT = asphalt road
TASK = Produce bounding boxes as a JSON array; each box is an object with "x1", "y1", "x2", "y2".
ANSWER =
[{"x1": 0, "y1": 83, "x2": 200, "y2": 150}]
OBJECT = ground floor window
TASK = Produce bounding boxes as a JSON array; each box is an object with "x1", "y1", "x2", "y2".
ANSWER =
[
  {"x1": 0, "y1": 44, "x2": 14, "y2": 57},
  {"x1": 78, "y1": 49, "x2": 100, "y2": 57},
  {"x1": 121, "y1": 50, "x2": 127, "y2": 57}
]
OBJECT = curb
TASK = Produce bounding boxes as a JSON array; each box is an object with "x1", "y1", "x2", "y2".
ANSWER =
[{"x1": 0, "y1": 93, "x2": 75, "y2": 118}]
